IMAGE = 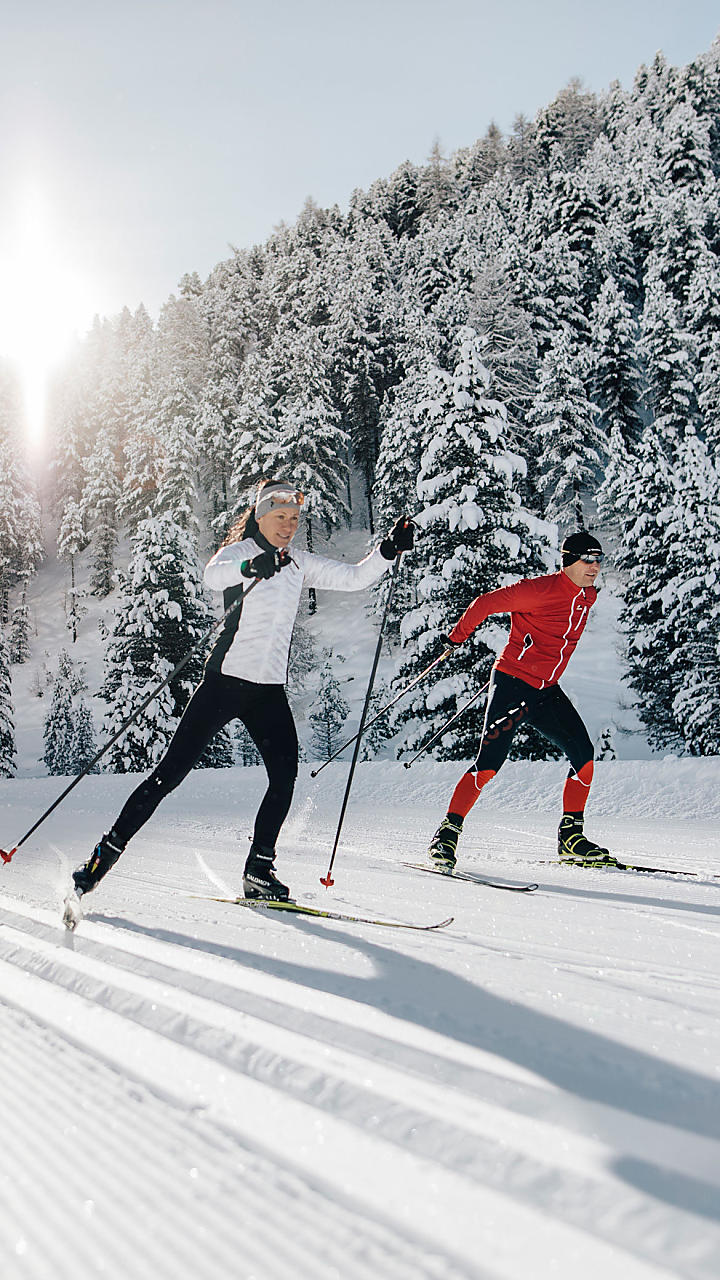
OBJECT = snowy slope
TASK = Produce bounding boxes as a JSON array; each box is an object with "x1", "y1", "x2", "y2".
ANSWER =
[{"x1": 1, "y1": 760, "x2": 719, "y2": 1280}]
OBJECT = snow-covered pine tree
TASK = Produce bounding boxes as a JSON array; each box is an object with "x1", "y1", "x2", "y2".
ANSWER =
[
  {"x1": 605, "y1": 421, "x2": 682, "y2": 751},
  {"x1": 0, "y1": 626, "x2": 16, "y2": 777},
  {"x1": 100, "y1": 514, "x2": 232, "y2": 771},
  {"x1": 42, "y1": 651, "x2": 98, "y2": 775},
  {"x1": 529, "y1": 326, "x2": 606, "y2": 525},
  {"x1": 309, "y1": 654, "x2": 350, "y2": 761},
  {"x1": 57, "y1": 498, "x2": 88, "y2": 643},
  {"x1": 270, "y1": 328, "x2": 349, "y2": 611},
  {"x1": 660, "y1": 100, "x2": 714, "y2": 189},
  {"x1": 595, "y1": 725, "x2": 617, "y2": 760},
  {"x1": 534, "y1": 78, "x2": 602, "y2": 169},
  {"x1": 589, "y1": 277, "x2": 644, "y2": 447},
  {"x1": 228, "y1": 346, "x2": 281, "y2": 518},
  {"x1": 360, "y1": 680, "x2": 393, "y2": 760},
  {"x1": 661, "y1": 427, "x2": 720, "y2": 754},
  {"x1": 0, "y1": 363, "x2": 43, "y2": 620},
  {"x1": 80, "y1": 429, "x2": 121, "y2": 597},
  {"x1": 467, "y1": 260, "x2": 538, "y2": 448},
  {"x1": 698, "y1": 330, "x2": 720, "y2": 454},
  {"x1": 393, "y1": 326, "x2": 552, "y2": 760},
  {"x1": 326, "y1": 221, "x2": 398, "y2": 531},
  {"x1": 235, "y1": 723, "x2": 262, "y2": 766},
  {"x1": 639, "y1": 261, "x2": 701, "y2": 443},
  {"x1": 8, "y1": 576, "x2": 31, "y2": 664}
]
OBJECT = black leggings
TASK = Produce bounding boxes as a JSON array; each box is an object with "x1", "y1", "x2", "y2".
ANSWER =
[
  {"x1": 111, "y1": 671, "x2": 299, "y2": 850},
  {"x1": 472, "y1": 670, "x2": 593, "y2": 776}
]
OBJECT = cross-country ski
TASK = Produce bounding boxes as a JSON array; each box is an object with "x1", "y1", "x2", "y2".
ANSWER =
[
  {"x1": 402, "y1": 861, "x2": 539, "y2": 892},
  {"x1": 197, "y1": 894, "x2": 453, "y2": 931}
]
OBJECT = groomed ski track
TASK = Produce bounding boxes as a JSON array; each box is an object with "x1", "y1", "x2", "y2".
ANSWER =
[{"x1": 1, "y1": 760, "x2": 720, "y2": 1280}]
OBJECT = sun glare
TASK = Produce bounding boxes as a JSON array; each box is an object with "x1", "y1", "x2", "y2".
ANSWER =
[{"x1": 0, "y1": 185, "x2": 94, "y2": 450}]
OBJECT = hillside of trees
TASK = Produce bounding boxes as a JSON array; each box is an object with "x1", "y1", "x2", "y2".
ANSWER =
[{"x1": 1, "y1": 40, "x2": 719, "y2": 773}]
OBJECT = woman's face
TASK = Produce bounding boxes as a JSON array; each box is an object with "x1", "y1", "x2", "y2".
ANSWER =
[{"x1": 257, "y1": 505, "x2": 300, "y2": 548}]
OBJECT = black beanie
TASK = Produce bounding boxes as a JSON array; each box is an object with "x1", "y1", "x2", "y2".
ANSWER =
[{"x1": 561, "y1": 531, "x2": 603, "y2": 566}]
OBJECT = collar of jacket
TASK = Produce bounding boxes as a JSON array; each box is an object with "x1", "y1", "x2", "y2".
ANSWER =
[{"x1": 253, "y1": 528, "x2": 279, "y2": 555}]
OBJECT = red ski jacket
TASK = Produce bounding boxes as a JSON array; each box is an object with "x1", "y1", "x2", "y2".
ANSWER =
[{"x1": 449, "y1": 571, "x2": 598, "y2": 690}]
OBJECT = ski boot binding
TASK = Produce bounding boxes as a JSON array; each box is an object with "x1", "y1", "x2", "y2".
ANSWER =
[
  {"x1": 243, "y1": 843, "x2": 290, "y2": 901},
  {"x1": 72, "y1": 831, "x2": 126, "y2": 896},
  {"x1": 427, "y1": 814, "x2": 463, "y2": 871},
  {"x1": 558, "y1": 816, "x2": 617, "y2": 867}
]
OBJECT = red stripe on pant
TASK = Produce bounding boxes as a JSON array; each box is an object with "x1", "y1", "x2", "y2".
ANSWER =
[
  {"x1": 562, "y1": 760, "x2": 593, "y2": 813},
  {"x1": 447, "y1": 769, "x2": 497, "y2": 818}
]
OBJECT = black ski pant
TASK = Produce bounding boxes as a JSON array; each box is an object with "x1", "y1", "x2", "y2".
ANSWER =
[
  {"x1": 471, "y1": 670, "x2": 593, "y2": 776},
  {"x1": 111, "y1": 671, "x2": 298, "y2": 853}
]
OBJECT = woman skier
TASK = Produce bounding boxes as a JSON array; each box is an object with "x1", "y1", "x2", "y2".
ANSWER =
[
  {"x1": 71, "y1": 480, "x2": 413, "y2": 902},
  {"x1": 426, "y1": 530, "x2": 614, "y2": 869}
]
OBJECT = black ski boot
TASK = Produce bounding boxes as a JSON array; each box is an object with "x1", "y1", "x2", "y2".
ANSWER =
[
  {"x1": 72, "y1": 831, "x2": 126, "y2": 896},
  {"x1": 242, "y1": 843, "x2": 290, "y2": 901},
  {"x1": 558, "y1": 815, "x2": 616, "y2": 866},
  {"x1": 427, "y1": 813, "x2": 463, "y2": 870}
]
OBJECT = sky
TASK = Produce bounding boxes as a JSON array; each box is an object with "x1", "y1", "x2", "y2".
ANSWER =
[{"x1": 0, "y1": 0, "x2": 718, "y2": 413}]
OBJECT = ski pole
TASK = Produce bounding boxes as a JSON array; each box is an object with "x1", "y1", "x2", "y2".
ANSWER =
[
  {"x1": 309, "y1": 646, "x2": 454, "y2": 778},
  {"x1": 0, "y1": 577, "x2": 263, "y2": 865},
  {"x1": 320, "y1": 552, "x2": 404, "y2": 887},
  {"x1": 402, "y1": 680, "x2": 490, "y2": 770}
]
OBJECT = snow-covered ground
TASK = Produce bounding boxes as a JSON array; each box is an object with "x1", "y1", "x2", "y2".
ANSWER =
[
  {"x1": 4, "y1": 522, "x2": 719, "y2": 1277},
  {"x1": 1, "y1": 758, "x2": 719, "y2": 1280}
]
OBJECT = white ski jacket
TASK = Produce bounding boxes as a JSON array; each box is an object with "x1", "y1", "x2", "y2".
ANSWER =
[{"x1": 203, "y1": 538, "x2": 389, "y2": 684}]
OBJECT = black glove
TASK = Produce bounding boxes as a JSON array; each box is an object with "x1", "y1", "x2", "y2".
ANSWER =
[
  {"x1": 380, "y1": 515, "x2": 415, "y2": 560},
  {"x1": 240, "y1": 548, "x2": 290, "y2": 580},
  {"x1": 440, "y1": 632, "x2": 462, "y2": 653}
]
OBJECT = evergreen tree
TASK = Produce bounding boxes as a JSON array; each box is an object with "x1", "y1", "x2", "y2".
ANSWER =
[
  {"x1": 100, "y1": 514, "x2": 231, "y2": 771},
  {"x1": 360, "y1": 680, "x2": 394, "y2": 760},
  {"x1": 639, "y1": 263, "x2": 700, "y2": 444},
  {"x1": 662, "y1": 428, "x2": 720, "y2": 753},
  {"x1": 529, "y1": 327, "x2": 606, "y2": 524},
  {"x1": 590, "y1": 277, "x2": 644, "y2": 446},
  {"x1": 57, "y1": 498, "x2": 88, "y2": 642},
  {"x1": 606, "y1": 422, "x2": 682, "y2": 750},
  {"x1": 698, "y1": 330, "x2": 720, "y2": 453},
  {"x1": 235, "y1": 723, "x2": 262, "y2": 766},
  {"x1": 393, "y1": 327, "x2": 552, "y2": 760},
  {"x1": 309, "y1": 654, "x2": 350, "y2": 761},
  {"x1": 0, "y1": 627, "x2": 16, "y2": 777},
  {"x1": 270, "y1": 328, "x2": 349, "y2": 611},
  {"x1": 43, "y1": 651, "x2": 98, "y2": 775},
  {"x1": 9, "y1": 578, "x2": 31, "y2": 664},
  {"x1": 80, "y1": 429, "x2": 121, "y2": 597}
]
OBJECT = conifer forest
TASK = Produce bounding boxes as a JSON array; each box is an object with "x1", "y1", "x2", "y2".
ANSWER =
[{"x1": 2, "y1": 40, "x2": 720, "y2": 775}]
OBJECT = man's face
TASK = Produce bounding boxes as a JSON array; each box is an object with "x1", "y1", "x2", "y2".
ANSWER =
[
  {"x1": 257, "y1": 505, "x2": 300, "y2": 548},
  {"x1": 563, "y1": 556, "x2": 602, "y2": 588}
]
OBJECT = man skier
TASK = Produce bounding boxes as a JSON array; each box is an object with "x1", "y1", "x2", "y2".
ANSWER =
[{"x1": 426, "y1": 531, "x2": 614, "y2": 868}]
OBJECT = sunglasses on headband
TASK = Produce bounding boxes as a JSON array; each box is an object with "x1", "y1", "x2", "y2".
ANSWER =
[{"x1": 268, "y1": 489, "x2": 305, "y2": 508}]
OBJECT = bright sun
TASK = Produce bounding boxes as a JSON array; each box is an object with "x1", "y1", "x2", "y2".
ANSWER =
[{"x1": 0, "y1": 185, "x2": 94, "y2": 449}]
